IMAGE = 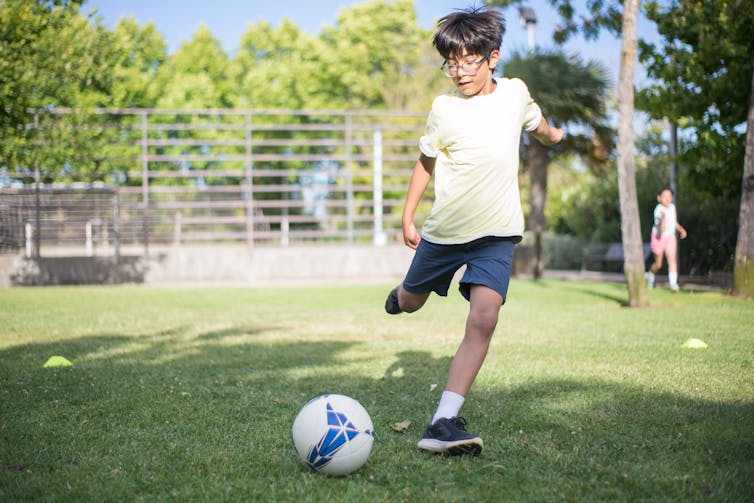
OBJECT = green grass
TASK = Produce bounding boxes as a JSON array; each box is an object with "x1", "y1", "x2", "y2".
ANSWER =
[{"x1": 1, "y1": 280, "x2": 752, "y2": 502}]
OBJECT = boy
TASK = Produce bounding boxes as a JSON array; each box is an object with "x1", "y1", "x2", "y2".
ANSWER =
[
  {"x1": 384, "y1": 7, "x2": 563, "y2": 455},
  {"x1": 646, "y1": 187, "x2": 687, "y2": 291}
]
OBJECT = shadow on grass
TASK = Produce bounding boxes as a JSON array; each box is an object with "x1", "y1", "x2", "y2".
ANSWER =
[
  {"x1": 1, "y1": 328, "x2": 752, "y2": 501},
  {"x1": 548, "y1": 279, "x2": 631, "y2": 307}
]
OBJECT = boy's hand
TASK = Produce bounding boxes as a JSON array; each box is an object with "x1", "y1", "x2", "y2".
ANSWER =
[
  {"x1": 403, "y1": 222, "x2": 420, "y2": 249},
  {"x1": 549, "y1": 127, "x2": 564, "y2": 144}
]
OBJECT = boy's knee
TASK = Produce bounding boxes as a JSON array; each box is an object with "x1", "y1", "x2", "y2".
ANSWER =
[
  {"x1": 468, "y1": 307, "x2": 499, "y2": 334},
  {"x1": 399, "y1": 290, "x2": 428, "y2": 313}
]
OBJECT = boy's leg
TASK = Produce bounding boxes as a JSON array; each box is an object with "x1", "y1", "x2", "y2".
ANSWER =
[
  {"x1": 417, "y1": 285, "x2": 501, "y2": 456},
  {"x1": 444, "y1": 285, "x2": 502, "y2": 397},
  {"x1": 385, "y1": 238, "x2": 462, "y2": 315},
  {"x1": 385, "y1": 284, "x2": 430, "y2": 314}
]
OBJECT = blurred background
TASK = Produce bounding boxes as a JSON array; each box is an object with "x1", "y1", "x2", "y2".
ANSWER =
[{"x1": 1, "y1": 0, "x2": 751, "y2": 286}]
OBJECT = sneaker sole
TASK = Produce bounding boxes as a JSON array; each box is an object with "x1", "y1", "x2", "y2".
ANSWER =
[{"x1": 417, "y1": 437, "x2": 483, "y2": 456}]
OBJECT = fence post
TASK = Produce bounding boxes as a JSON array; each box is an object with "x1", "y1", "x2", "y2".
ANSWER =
[
  {"x1": 25, "y1": 222, "x2": 32, "y2": 258},
  {"x1": 345, "y1": 114, "x2": 354, "y2": 243},
  {"x1": 34, "y1": 167, "x2": 41, "y2": 258},
  {"x1": 112, "y1": 190, "x2": 120, "y2": 263},
  {"x1": 373, "y1": 129, "x2": 386, "y2": 246},
  {"x1": 86, "y1": 221, "x2": 93, "y2": 256},
  {"x1": 141, "y1": 111, "x2": 150, "y2": 257},
  {"x1": 244, "y1": 112, "x2": 254, "y2": 249}
]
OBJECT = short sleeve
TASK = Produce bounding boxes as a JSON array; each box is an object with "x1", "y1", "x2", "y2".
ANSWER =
[
  {"x1": 654, "y1": 206, "x2": 664, "y2": 226},
  {"x1": 518, "y1": 79, "x2": 543, "y2": 132},
  {"x1": 419, "y1": 109, "x2": 441, "y2": 158}
]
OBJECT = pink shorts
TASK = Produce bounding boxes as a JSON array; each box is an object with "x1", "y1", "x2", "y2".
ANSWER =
[{"x1": 651, "y1": 233, "x2": 677, "y2": 256}]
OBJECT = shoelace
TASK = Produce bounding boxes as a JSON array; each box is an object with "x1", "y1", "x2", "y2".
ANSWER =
[{"x1": 449, "y1": 416, "x2": 469, "y2": 430}]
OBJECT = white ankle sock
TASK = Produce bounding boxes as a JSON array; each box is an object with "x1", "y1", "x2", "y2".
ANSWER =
[
  {"x1": 669, "y1": 272, "x2": 678, "y2": 287},
  {"x1": 431, "y1": 390, "x2": 465, "y2": 425}
]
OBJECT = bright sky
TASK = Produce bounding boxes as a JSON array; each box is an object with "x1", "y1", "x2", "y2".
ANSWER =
[{"x1": 87, "y1": 0, "x2": 657, "y2": 85}]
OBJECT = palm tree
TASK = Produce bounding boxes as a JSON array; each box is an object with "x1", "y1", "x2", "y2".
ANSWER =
[{"x1": 503, "y1": 49, "x2": 612, "y2": 279}]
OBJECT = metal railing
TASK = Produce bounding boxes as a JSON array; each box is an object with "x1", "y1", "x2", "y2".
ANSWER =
[{"x1": 1, "y1": 108, "x2": 429, "y2": 256}]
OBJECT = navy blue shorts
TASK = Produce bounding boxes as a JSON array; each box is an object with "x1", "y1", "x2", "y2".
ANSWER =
[{"x1": 402, "y1": 236, "x2": 515, "y2": 302}]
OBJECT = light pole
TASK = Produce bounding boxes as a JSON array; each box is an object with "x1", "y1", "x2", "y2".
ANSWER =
[{"x1": 519, "y1": 6, "x2": 537, "y2": 51}]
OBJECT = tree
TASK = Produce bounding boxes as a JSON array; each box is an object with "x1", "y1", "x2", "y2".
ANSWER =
[
  {"x1": 319, "y1": 0, "x2": 444, "y2": 111},
  {"x1": 638, "y1": 0, "x2": 754, "y2": 295},
  {"x1": 1, "y1": 0, "x2": 115, "y2": 177},
  {"x1": 504, "y1": 49, "x2": 612, "y2": 278},
  {"x1": 488, "y1": 0, "x2": 649, "y2": 305},
  {"x1": 231, "y1": 19, "x2": 327, "y2": 109},
  {"x1": 614, "y1": 0, "x2": 648, "y2": 306},
  {"x1": 734, "y1": 69, "x2": 754, "y2": 297},
  {"x1": 108, "y1": 17, "x2": 167, "y2": 108},
  {"x1": 152, "y1": 25, "x2": 232, "y2": 110}
]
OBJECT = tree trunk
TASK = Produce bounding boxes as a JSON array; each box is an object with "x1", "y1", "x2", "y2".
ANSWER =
[
  {"x1": 528, "y1": 139, "x2": 549, "y2": 279},
  {"x1": 732, "y1": 66, "x2": 754, "y2": 298},
  {"x1": 616, "y1": 0, "x2": 649, "y2": 307}
]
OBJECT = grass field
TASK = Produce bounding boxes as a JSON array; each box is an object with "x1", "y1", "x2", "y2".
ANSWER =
[{"x1": 1, "y1": 280, "x2": 752, "y2": 502}]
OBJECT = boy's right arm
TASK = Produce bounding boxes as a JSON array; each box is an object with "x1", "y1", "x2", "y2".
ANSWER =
[{"x1": 402, "y1": 154, "x2": 435, "y2": 249}]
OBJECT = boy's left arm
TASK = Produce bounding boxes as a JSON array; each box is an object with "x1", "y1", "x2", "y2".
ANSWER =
[{"x1": 531, "y1": 116, "x2": 564, "y2": 145}]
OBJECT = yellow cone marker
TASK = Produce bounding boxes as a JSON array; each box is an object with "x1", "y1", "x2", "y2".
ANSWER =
[
  {"x1": 43, "y1": 356, "x2": 73, "y2": 367},
  {"x1": 682, "y1": 338, "x2": 708, "y2": 349}
]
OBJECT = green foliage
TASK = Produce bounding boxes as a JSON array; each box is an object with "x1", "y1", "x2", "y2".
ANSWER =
[
  {"x1": 546, "y1": 136, "x2": 668, "y2": 245},
  {"x1": 486, "y1": 0, "x2": 624, "y2": 43},
  {"x1": 231, "y1": 20, "x2": 327, "y2": 109},
  {"x1": 521, "y1": 231, "x2": 586, "y2": 269},
  {"x1": 108, "y1": 18, "x2": 167, "y2": 108},
  {"x1": 0, "y1": 0, "x2": 115, "y2": 175},
  {"x1": 637, "y1": 0, "x2": 752, "y2": 208},
  {"x1": 319, "y1": 0, "x2": 444, "y2": 111},
  {"x1": 2, "y1": 0, "x2": 744, "y2": 273},
  {"x1": 636, "y1": 0, "x2": 753, "y2": 273},
  {"x1": 505, "y1": 49, "x2": 614, "y2": 172},
  {"x1": 153, "y1": 25, "x2": 232, "y2": 109},
  {"x1": 1, "y1": 282, "x2": 752, "y2": 500},
  {"x1": 493, "y1": 0, "x2": 747, "y2": 275},
  {"x1": 639, "y1": 0, "x2": 753, "y2": 131}
]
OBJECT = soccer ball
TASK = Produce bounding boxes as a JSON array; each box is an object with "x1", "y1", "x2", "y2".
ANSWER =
[{"x1": 291, "y1": 394, "x2": 375, "y2": 476}]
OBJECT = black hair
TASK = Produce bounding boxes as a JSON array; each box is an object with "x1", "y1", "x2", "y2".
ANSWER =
[
  {"x1": 433, "y1": 6, "x2": 506, "y2": 60},
  {"x1": 657, "y1": 186, "x2": 674, "y2": 195}
]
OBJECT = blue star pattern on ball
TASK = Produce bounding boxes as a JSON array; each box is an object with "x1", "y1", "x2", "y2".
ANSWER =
[{"x1": 306, "y1": 401, "x2": 374, "y2": 469}]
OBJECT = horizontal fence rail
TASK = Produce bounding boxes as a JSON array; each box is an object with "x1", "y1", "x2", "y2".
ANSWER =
[{"x1": 1, "y1": 108, "x2": 432, "y2": 256}]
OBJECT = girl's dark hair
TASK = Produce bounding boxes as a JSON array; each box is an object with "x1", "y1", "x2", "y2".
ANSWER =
[{"x1": 433, "y1": 6, "x2": 506, "y2": 60}]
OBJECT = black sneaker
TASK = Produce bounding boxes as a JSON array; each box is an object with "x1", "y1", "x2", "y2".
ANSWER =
[
  {"x1": 416, "y1": 417, "x2": 483, "y2": 455},
  {"x1": 385, "y1": 286, "x2": 402, "y2": 315}
]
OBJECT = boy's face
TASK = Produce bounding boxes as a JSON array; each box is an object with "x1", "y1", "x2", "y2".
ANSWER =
[
  {"x1": 445, "y1": 49, "x2": 500, "y2": 97},
  {"x1": 657, "y1": 189, "x2": 673, "y2": 206}
]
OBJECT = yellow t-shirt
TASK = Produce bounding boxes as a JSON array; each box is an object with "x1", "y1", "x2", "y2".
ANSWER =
[{"x1": 418, "y1": 77, "x2": 542, "y2": 244}]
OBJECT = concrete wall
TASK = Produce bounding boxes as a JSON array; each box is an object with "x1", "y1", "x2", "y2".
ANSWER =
[
  {"x1": 8, "y1": 255, "x2": 146, "y2": 286},
  {"x1": 1, "y1": 243, "x2": 537, "y2": 286},
  {"x1": 2, "y1": 245, "x2": 415, "y2": 286},
  {"x1": 144, "y1": 244, "x2": 415, "y2": 284}
]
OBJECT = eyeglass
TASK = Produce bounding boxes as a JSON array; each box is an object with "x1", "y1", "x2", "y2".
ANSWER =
[{"x1": 440, "y1": 56, "x2": 488, "y2": 78}]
